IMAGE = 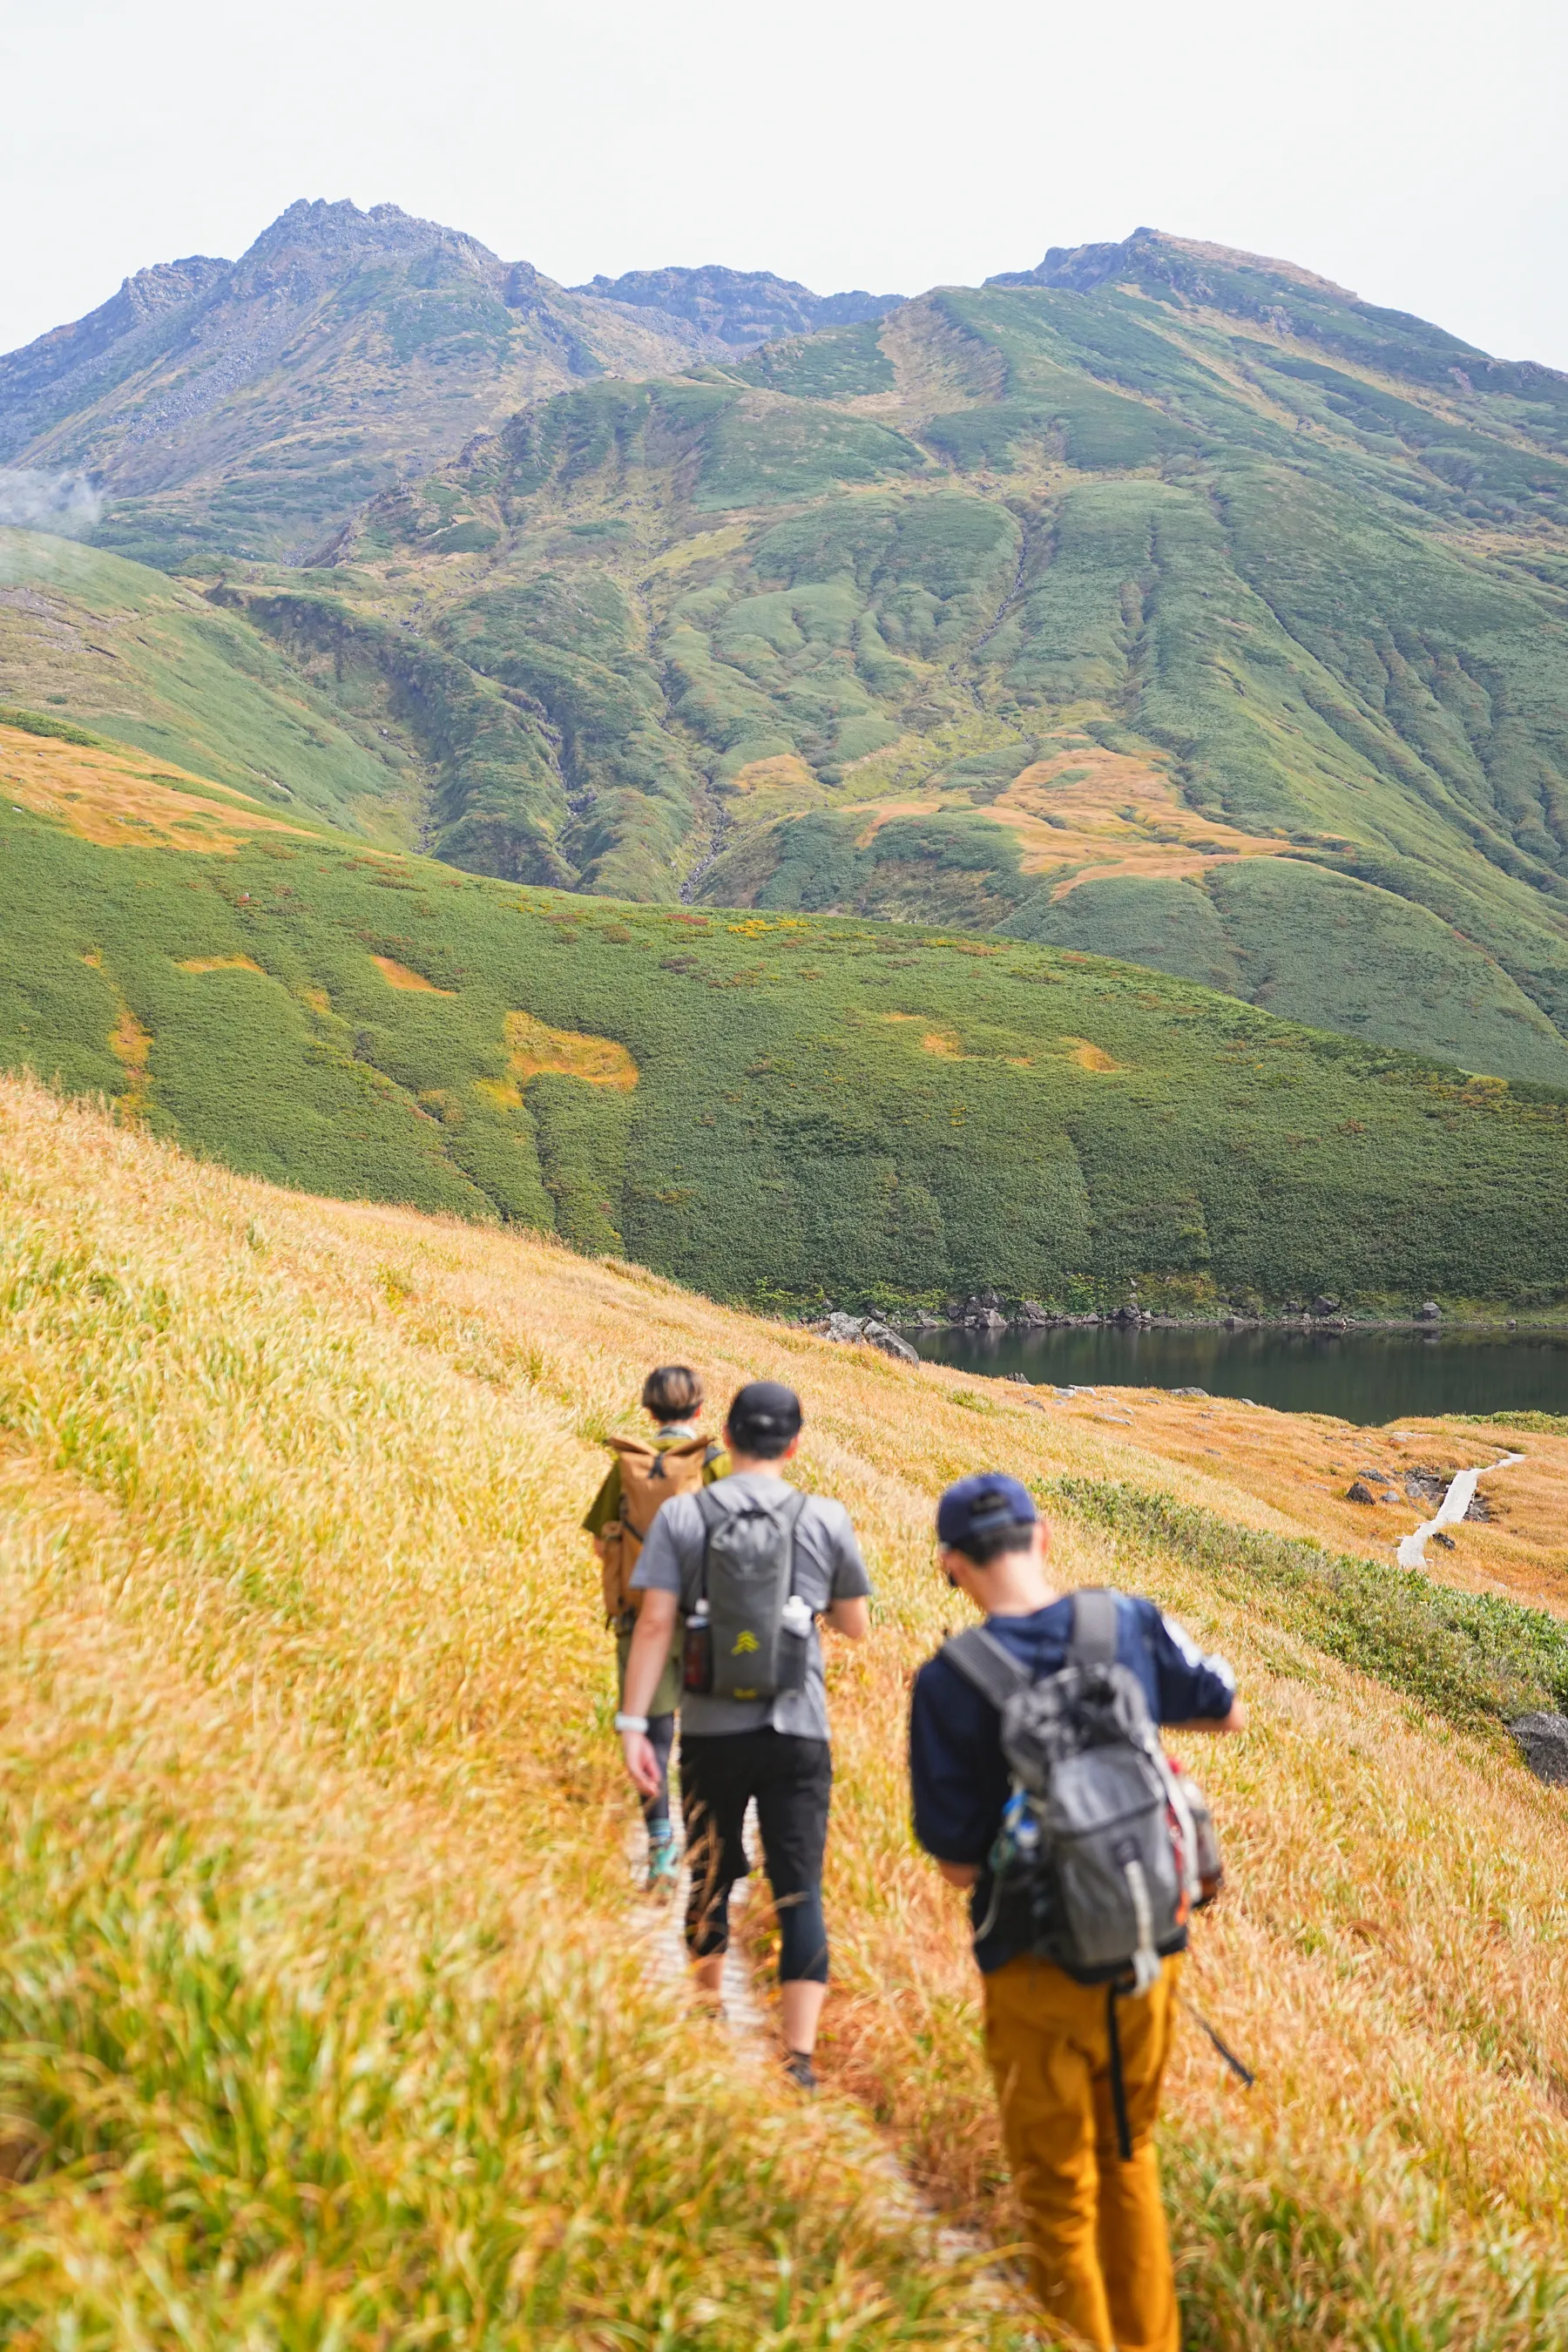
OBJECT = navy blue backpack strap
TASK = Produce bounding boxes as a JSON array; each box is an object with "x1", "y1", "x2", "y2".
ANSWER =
[
  {"x1": 1069, "y1": 1587, "x2": 1119, "y2": 1667},
  {"x1": 941, "y1": 1625, "x2": 1031, "y2": 1711}
]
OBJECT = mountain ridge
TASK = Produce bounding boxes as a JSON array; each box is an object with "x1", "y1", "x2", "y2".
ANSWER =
[
  {"x1": 569, "y1": 264, "x2": 900, "y2": 350},
  {"x1": 6, "y1": 213, "x2": 1568, "y2": 1083},
  {"x1": 0, "y1": 201, "x2": 909, "y2": 567}
]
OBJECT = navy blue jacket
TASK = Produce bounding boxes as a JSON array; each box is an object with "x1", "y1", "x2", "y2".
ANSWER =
[{"x1": 909, "y1": 1592, "x2": 1236, "y2": 1971}]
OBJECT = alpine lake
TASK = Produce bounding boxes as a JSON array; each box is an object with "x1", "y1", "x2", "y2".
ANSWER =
[{"x1": 913, "y1": 1322, "x2": 1568, "y2": 1425}]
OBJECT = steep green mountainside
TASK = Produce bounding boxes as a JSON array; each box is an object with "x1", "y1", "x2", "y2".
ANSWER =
[
  {"x1": 0, "y1": 530, "x2": 423, "y2": 841},
  {"x1": 3, "y1": 787, "x2": 1565, "y2": 1313},
  {"x1": 8, "y1": 220, "x2": 1568, "y2": 1085},
  {"x1": 266, "y1": 227, "x2": 1568, "y2": 1084}
]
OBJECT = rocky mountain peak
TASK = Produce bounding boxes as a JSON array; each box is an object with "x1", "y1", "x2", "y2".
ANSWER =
[
  {"x1": 572, "y1": 264, "x2": 898, "y2": 350},
  {"x1": 988, "y1": 226, "x2": 1358, "y2": 305},
  {"x1": 227, "y1": 198, "x2": 506, "y2": 297}
]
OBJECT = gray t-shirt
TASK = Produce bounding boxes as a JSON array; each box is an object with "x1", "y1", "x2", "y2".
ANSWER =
[{"x1": 630, "y1": 1471, "x2": 871, "y2": 1740}]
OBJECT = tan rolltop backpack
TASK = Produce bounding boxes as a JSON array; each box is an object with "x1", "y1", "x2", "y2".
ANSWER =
[{"x1": 599, "y1": 1434, "x2": 718, "y2": 1624}]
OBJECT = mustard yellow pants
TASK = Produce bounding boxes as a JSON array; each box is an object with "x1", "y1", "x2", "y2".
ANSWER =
[{"x1": 982, "y1": 1953, "x2": 1180, "y2": 2352}]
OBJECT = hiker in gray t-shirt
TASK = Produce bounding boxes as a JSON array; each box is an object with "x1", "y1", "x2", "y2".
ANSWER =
[{"x1": 618, "y1": 1380, "x2": 870, "y2": 2090}]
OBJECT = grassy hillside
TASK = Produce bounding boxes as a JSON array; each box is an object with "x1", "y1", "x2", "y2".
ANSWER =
[
  {"x1": 0, "y1": 530, "x2": 433, "y2": 844},
  {"x1": 279, "y1": 230, "x2": 1568, "y2": 1081},
  {"x1": 2, "y1": 1078, "x2": 1565, "y2": 2348},
  {"x1": 11, "y1": 221, "x2": 1568, "y2": 1076},
  {"x1": 3, "y1": 779, "x2": 1567, "y2": 1314}
]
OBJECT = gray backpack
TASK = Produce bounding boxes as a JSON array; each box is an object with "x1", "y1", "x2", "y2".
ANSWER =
[
  {"x1": 943, "y1": 1589, "x2": 1207, "y2": 1993},
  {"x1": 685, "y1": 1485, "x2": 811, "y2": 1700}
]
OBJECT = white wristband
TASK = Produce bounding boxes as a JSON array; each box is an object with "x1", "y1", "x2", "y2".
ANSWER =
[{"x1": 614, "y1": 1712, "x2": 649, "y2": 1735}]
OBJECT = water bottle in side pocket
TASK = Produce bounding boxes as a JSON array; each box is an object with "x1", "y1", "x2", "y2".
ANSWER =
[
  {"x1": 775, "y1": 1592, "x2": 813, "y2": 1693},
  {"x1": 683, "y1": 1596, "x2": 713, "y2": 1693}
]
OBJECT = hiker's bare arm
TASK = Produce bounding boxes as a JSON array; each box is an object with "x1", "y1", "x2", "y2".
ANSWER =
[
  {"x1": 621, "y1": 1587, "x2": 678, "y2": 1717},
  {"x1": 618, "y1": 1589, "x2": 678, "y2": 1798},
  {"x1": 1170, "y1": 1698, "x2": 1247, "y2": 1734},
  {"x1": 936, "y1": 1859, "x2": 981, "y2": 1889},
  {"x1": 825, "y1": 1597, "x2": 869, "y2": 1639},
  {"x1": 591, "y1": 1534, "x2": 608, "y2": 1561}
]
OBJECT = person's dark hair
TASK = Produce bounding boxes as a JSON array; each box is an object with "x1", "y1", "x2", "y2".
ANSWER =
[
  {"x1": 725, "y1": 1379, "x2": 803, "y2": 1460},
  {"x1": 642, "y1": 1363, "x2": 704, "y2": 1421},
  {"x1": 949, "y1": 1524, "x2": 1036, "y2": 1568}
]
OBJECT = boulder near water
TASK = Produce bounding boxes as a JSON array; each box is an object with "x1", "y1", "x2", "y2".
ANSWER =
[
  {"x1": 859, "y1": 1317, "x2": 919, "y2": 1364},
  {"x1": 815, "y1": 1309, "x2": 919, "y2": 1363}
]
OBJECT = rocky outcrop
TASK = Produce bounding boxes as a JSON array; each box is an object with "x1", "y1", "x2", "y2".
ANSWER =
[
  {"x1": 1509, "y1": 1713, "x2": 1568, "y2": 1783},
  {"x1": 814, "y1": 1310, "x2": 919, "y2": 1364},
  {"x1": 946, "y1": 1293, "x2": 1010, "y2": 1330}
]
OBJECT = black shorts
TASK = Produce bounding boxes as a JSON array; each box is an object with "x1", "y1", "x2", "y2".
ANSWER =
[{"x1": 679, "y1": 1728, "x2": 834, "y2": 1983}]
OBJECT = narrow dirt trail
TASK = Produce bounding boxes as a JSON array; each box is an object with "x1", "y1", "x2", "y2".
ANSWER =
[{"x1": 624, "y1": 1806, "x2": 1014, "y2": 2295}]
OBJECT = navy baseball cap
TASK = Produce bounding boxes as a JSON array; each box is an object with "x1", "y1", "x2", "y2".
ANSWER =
[
  {"x1": 727, "y1": 1379, "x2": 803, "y2": 1446},
  {"x1": 936, "y1": 1472, "x2": 1037, "y2": 1551}
]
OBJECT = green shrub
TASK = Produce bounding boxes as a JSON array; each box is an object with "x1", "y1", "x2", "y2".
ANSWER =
[{"x1": 1051, "y1": 1478, "x2": 1568, "y2": 1726}]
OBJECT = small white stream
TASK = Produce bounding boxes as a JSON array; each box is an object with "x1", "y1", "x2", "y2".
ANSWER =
[{"x1": 1396, "y1": 1452, "x2": 1524, "y2": 1568}]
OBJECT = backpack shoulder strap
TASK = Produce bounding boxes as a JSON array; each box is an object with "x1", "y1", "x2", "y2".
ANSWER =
[
  {"x1": 940, "y1": 1625, "x2": 1031, "y2": 1711},
  {"x1": 693, "y1": 1483, "x2": 727, "y2": 1531},
  {"x1": 1069, "y1": 1586, "x2": 1119, "y2": 1667}
]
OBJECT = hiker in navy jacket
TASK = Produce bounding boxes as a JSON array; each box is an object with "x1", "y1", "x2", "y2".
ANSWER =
[{"x1": 909, "y1": 1472, "x2": 1244, "y2": 2352}]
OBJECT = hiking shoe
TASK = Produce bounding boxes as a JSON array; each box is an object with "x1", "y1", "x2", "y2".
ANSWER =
[
  {"x1": 782, "y1": 2049, "x2": 818, "y2": 2094},
  {"x1": 646, "y1": 1834, "x2": 680, "y2": 1895}
]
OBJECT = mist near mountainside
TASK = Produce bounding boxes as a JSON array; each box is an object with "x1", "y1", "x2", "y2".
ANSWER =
[{"x1": 3, "y1": 201, "x2": 1568, "y2": 1085}]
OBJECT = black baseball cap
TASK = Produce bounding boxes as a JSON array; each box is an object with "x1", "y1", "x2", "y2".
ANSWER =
[
  {"x1": 936, "y1": 1472, "x2": 1037, "y2": 1552},
  {"x1": 726, "y1": 1380, "x2": 803, "y2": 1447}
]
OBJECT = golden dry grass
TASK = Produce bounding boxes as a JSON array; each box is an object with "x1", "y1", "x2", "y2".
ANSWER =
[
  {"x1": 504, "y1": 1009, "x2": 640, "y2": 1089},
  {"x1": 990, "y1": 747, "x2": 1287, "y2": 897},
  {"x1": 1063, "y1": 1037, "x2": 1119, "y2": 1072},
  {"x1": 826, "y1": 743, "x2": 1288, "y2": 900},
  {"x1": 0, "y1": 1078, "x2": 1017, "y2": 2348},
  {"x1": 0, "y1": 1076, "x2": 1564, "y2": 2347},
  {"x1": 370, "y1": 951, "x2": 457, "y2": 993},
  {"x1": 0, "y1": 724, "x2": 306, "y2": 852},
  {"x1": 1081, "y1": 1389, "x2": 1568, "y2": 1617}
]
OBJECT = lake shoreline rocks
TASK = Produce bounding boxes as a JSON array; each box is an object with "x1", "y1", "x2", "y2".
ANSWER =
[{"x1": 801, "y1": 1294, "x2": 1565, "y2": 1339}]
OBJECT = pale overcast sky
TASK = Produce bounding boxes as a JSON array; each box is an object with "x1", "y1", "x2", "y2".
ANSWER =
[{"x1": 4, "y1": 0, "x2": 1565, "y2": 367}]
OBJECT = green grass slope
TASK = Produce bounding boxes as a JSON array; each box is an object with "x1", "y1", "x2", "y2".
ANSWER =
[
  {"x1": 0, "y1": 531, "x2": 425, "y2": 844},
  {"x1": 3, "y1": 801, "x2": 1565, "y2": 1315}
]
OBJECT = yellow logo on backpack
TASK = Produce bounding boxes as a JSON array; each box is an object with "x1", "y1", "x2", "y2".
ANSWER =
[
  {"x1": 598, "y1": 1434, "x2": 716, "y2": 1623},
  {"x1": 731, "y1": 1629, "x2": 760, "y2": 1655}
]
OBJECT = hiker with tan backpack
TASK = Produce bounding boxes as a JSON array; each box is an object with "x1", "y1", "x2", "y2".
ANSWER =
[
  {"x1": 617, "y1": 1381, "x2": 871, "y2": 2092},
  {"x1": 584, "y1": 1365, "x2": 728, "y2": 1889}
]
